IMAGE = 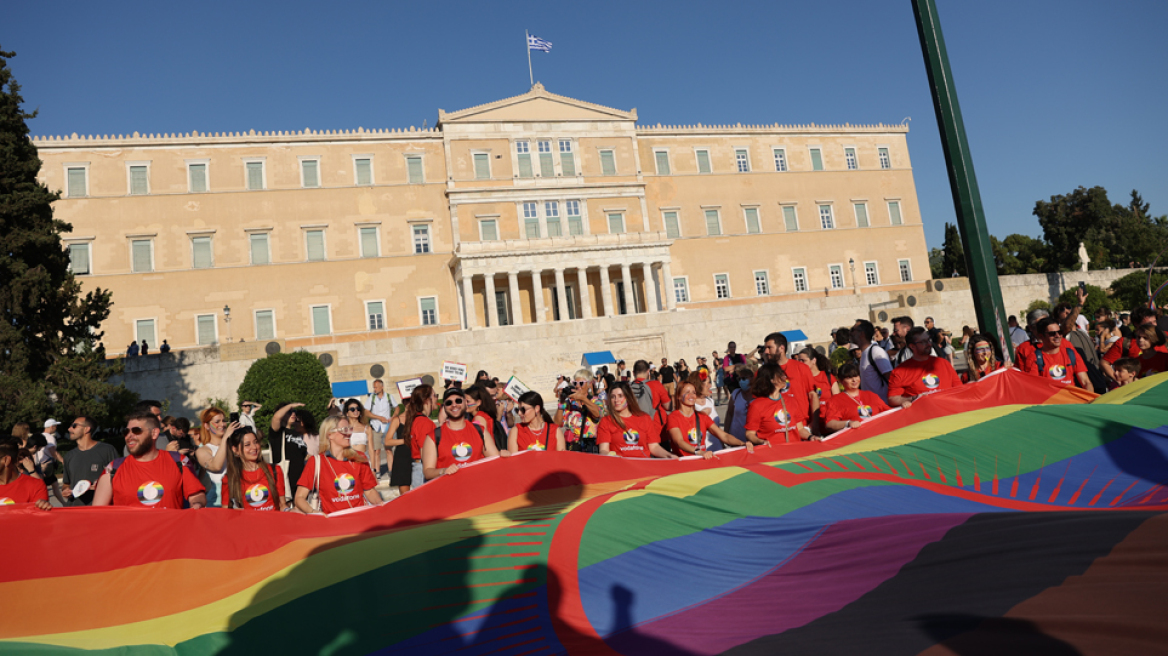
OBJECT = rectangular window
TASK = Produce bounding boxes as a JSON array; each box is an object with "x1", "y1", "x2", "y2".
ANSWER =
[
  {"x1": 545, "y1": 201, "x2": 562, "y2": 237},
  {"x1": 412, "y1": 224, "x2": 431, "y2": 254},
  {"x1": 366, "y1": 301, "x2": 385, "y2": 330},
  {"x1": 480, "y1": 219, "x2": 498, "y2": 241},
  {"x1": 559, "y1": 140, "x2": 576, "y2": 176},
  {"x1": 255, "y1": 310, "x2": 275, "y2": 341},
  {"x1": 879, "y1": 147, "x2": 891, "y2": 170},
  {"x1": 301, "y1": 159, "x2": 320, "y2": 188},
  {"x1": 696, "y1": 149, "x2": 711, "y2": 174},
  {"x1": 538, "y1": 140, "x2": 554, "y2": 177},
  {"x1": 616, "y1": 283, "x2": 628, "y2": 315},
  {"x1": 714, "y1": 274, "x2": 731, "y2": 299},
  {"x1": 196, "y1": 314, "x2": 217, "y2": 346},
  {"x1": 818, "y1": 205, "x2": 835, "y2": 230},
  {"x1": 599, "y1": 149, "x2": 616, "y2": 175},
  {"x1": 406, "y1": 156, "x2": 424, "y2": 184},
  {"x1": 311, "y1": 306, "x2": 331, "y2": 336},
  {"x1": 249, "y1": 233, "x2": 270, "y2": 265},
  {"x1": 188, "y1": 163, "x2": 207, "y2": 192},
  {"x1": 810, "y1": 148, "x2": 824, "y2": 171},
  {"x1": 854, "y1": 203, "x2": 869, "y2": 228},
  {"x1": 496, "y1": 290, "x2": 512, "y2": 326},
  {"x1": 607, "y1": 212, "x2": 625, "y2": 234},
  {"x1": 359, "y1": 226, "x2": 379, "y2": 258},
  {"x1": 888, "y1": 201, "x2": 903, "y2": 225},
  {"x1": 67, "y1": 167, "x2": 87, "y2": 197},
  {"x1": 131, "y1": 239, "x2": 153, "y2": 273},
  {"x1": 129, "y1": 165, "x2": 148, "y2": 195},
  {"x1": 865, "y1": 262, "x2": 879, "y2": 286},
  {"x1": 68, "y1": 243, "x2": 90, "y2": 275},
  {"x1": 420, "y1": 297, "x2": 437, "y2": 326},
  {"x1": 355, "y1": 158, "x2": 372, "y2": 185},
  {"x1": 899, "y1": 258, "x2": 913, "y2": 282},
  {"x1": 829, "y1": 265, "x2": 844, "y2": 289},
  {"x1": 673, "y1": 278, "x2": 690, "y2": 303},
  {"x1": 773, "y1": 148, "x2": 788, "y2": 172},
  {"x1": 191, "y1": 236, "x2": 213, "y2": 269},
  {"x1": 516, "y1": 141, "x2": 532, "y2": 178},
  {"x1": 305, "y1": 229, "x2": 326, "y2": 262},
  {"x1": 704, "y1": 209, "x2": 721, "y2": 236},
  {"x1": 523, "y1": 202, "x2": 541, "y2": 239},
  {"x1": 654, "y1": 151, "x2": 670, "y2": 175},
  {"x1": 845, "y1": 147, "x2": 858, "y2": 170},
  {"x1": 755, "y1": 270, "x2": 771, "y2": 295},
  {"x1": 735, "y1": 148, "x2": 750, "y2": 173},
  {"x1": 473, "y1": 153, "x2": 490, "y2": 180},
  {"x1": 246, "y1": 161, "x2": 264, "y2": 190},
  {"x1": 135, "y1": 319, "x2": 156, "y2": 348},
  {"x1": 566, "y1": 200, "x2": 583, "y2": 235},
  {"x1": 792, "y1": 268, "x2": 807, "y2": 293},
  {"x1": 663, "y1": 210, "x2": 680, "y2": 239},
  {"x1": 782, "y1": 206, "x2": 799, "y2": 231},
  {"x1": 744, "y1": 207, "x2": 761, "y2": 234}
]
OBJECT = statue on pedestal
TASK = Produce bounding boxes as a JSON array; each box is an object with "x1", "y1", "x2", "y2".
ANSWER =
[{"x1": 1078, "y1": 242, "x2": 1090, "y2": 272}]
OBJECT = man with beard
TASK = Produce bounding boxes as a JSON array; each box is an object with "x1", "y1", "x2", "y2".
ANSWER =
[
  {"x1": 60, "y1": 416, "x2": 118, "y2": 506},
  {"x1": 91, "y1": 413, "x2": 206, "y2": 509},
  {"x1": 422, "y1": 388, "x2": 500, "y2": 480}
]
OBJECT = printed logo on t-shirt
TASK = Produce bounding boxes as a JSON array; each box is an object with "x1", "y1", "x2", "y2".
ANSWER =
[
  {"x1": 1048, "y1": 364, "x2": 1067, "y2": 381},
  {"x1": 137, "y1": 481, "x2": 165, "y2": 506},
  {"x1": 858, "y1": 405, "x2": 873, "y2": 418},
  {"x1": 686, "y1": 427, "x2": 701, "y2": 446},
  {"x1": 779, "y1": 381, "x2": 790, "y2": 394},
  {"x1": 526, "y1": 441, "x2": 545, "y2": 451},
  {"x1": 623, "y1": 430, "x2": 641, "y2": 445},
  {"x1": 245, "y1": 483, "x2": 271, "y2": 508},
  {"x1": 333, "y1": 473, "x2": 356, "y2": 494},
  {"x1": 922, "y1": 374, "x2": 940, "y2": 389},
  {"x1": 451, "y1": 442, "x2": 474, "y2": 462},
  {"x1": 0, "y1": 498, "x2": 13, "y2": 506},
  {"x1": 814, "y1": 385, "x2": 824, "y2": 399},
  {"x1": 773, "y1": 409, "x2": 789, "y2": 426}
]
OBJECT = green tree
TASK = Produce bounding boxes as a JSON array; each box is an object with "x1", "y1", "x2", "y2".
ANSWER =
[
  {"x1": 941, "y1": 222, "x2": 966, "y2": 277},
  {"x1": 0, "y1": 50, "x2": 130, "y2": 430},
  {"x1": 1056, "y1": 284, "x2": 1112, "y2": 319},
  {"x1": 992, "y1": 233, "x2": 1049, "y2": 274},
  {"x1": 1034, "y1": 186, "x2": 1168, "y2": 271},
  {"x1": 1022, "y1": 299, "x2": 1052, "y2": 320},
  {"x1": 1108, "y1": 268, "x2": 1168, "y2": 312},
  {"x1": 236, "y1": 351, "x2": 332, "y2": 441},
  {"x1": 928, "y1": 247, "x2": 944, "y2": 279}
]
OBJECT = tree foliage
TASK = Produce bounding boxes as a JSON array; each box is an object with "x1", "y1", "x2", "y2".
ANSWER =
[
  {"x1": 1033, "y1": 186, "x2": 1168, "y2": 271},
  {"x1": 940, "y1": 223, "x2": 966, "y2": 277},
  {"x1": 1056, "y1": 284, "x2": 1112, "y2": 318},
  {"x1": 236, "y1": 351, "x2": 332, "y2": 440},
  {"x1": 992, "y1": 234, "x2": 1049, "y2": 275},
  {"x1": 1022, "y1": 299, "x2": 1052, "y2": 320},
  {"x1": 1108, "y1": 268, "x2": 1168, "y2": 312},
  {"x1": 0, "y1": 49, "x2": 131, "y2": 430}
]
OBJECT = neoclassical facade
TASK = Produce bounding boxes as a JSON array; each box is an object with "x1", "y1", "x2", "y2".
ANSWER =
[{"x1": 34, "y1": 85, "x2": 929, "y2": 354}]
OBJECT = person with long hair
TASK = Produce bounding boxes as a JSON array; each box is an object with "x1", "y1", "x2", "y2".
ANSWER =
[
  {"x1": 824, "y1": 362, "x2": 895, "y2": 432},
  {"x1": 294, "y1": 415, "x2": 382, "y2": 514},
  {"x1": 961, "y1": 333, "x2": 1004, "y2": 383},
  {"x1": 745, "y1": 362, "x2": 811, "y2": 445},
  {"x1": 269, "y1": 403, "x2": 320, "y2": 498},
  {"x1": 195, "y1": 407, "x2": 240, "y2": 508},
  {"x1": 222, "y1": 426, "x2": 287, "y2": 511},
  {"x1": 666, "y1": 379, "x2": 752, "y2": 458},
  {"x1": 341, "y1": 398, "x2": 374, "y2": 474},
  {"x1": 1135, "y1": 324, "x2": 1168, "y2": 377},
  {"x1": 597, "y1": 382, "x2": 675, "y2": 459},
  {"x1": 796, "y1": 346, "x2": 839, "y2": 433},
  {"x1": 398, "y1": 384, "x2": 437, "y2": 492},
  {"x1": 465, "y1": 385, "x2": 506, "y2": 455},
  {"x1": 507, "y1": 391, "x2": 565, "y2": 452}
]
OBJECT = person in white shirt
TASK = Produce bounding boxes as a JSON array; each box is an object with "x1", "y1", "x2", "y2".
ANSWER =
[
  {"x1": 852, "y1": 321, "x2": 892, "y2": 403},
  {"x1": 237, "y1": 401, "x2": 262, "y2": 431},
  {"x1": 39, "y1": 419, "x2": 60, "y2": 467},
  {"x1": 367, "y1": 379, "x2": 393, "y2": 480},
  {"x1": 1007, "y1": 315, "x2": 1029, "y2": 348}
]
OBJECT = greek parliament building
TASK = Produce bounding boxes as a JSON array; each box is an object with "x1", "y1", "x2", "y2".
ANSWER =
[{"x1": 34, "y1": 84, "x2": 931, "y2": 400}]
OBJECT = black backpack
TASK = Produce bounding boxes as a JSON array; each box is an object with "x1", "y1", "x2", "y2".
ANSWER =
[
  {"x1": 434, "y1": 423, "x2": 487, "y2": 453},
  {"x1": 629, "y1": 380, "x2": 657, "y2": 417}
]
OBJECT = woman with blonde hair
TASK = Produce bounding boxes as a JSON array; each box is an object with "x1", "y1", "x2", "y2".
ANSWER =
[
  {"x1": 195, "y1": 406, "x2": 239, "y2": 508},
  {"x1": 294, "y1": 414, "x2": 382, "y2": 514}
]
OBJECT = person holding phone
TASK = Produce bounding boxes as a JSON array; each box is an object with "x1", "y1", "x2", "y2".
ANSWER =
[
  {"x1": 555, "y1": 369, "x2": 601, "y2": 452},
  {"x1": 195, "y1": 407, "x2": 240, "y2": 508}
]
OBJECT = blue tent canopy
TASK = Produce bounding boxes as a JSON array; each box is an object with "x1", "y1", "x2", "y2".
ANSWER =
[
  {"x1": 331, "y1": 380, "x2": 369, "y2": 399},
  {"x1": 582, "y1": 351, "x2": 618, "y2": 366},
  {"x1": 782, "y1": 329, "x2": 809, "y2": 342}
]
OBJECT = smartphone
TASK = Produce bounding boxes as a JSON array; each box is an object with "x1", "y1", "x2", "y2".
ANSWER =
[
  {"x1": 229, "y1": 412, "x2": 240, "y2": 423},
  {"x1": 1078, "y1": 281, "x2": 1086, "y2": 293}
]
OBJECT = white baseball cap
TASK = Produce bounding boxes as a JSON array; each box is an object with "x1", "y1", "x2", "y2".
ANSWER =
[{"x1": 44, "y1": 419, "x2": 60, "y2": 428}]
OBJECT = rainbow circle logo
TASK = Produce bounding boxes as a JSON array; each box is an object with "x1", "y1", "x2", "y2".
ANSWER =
[
  {"x1": 527, "y1": 442, "x2": 545, "y2": 451},
  {"x1": 623, "y1": 430, "x2": 640, "y2": 445},
  {"x1": 245, "y1": 483, "x2": 270, "y2": 507},
  {"x1": 0, "y1": 498, "x2": 13, "y2": 506},
  {"x1": 333, "y1": 473, "x2": 355, "y2": 494},
  {"x1": 686, "y1": 428, "x2": 701, "y2": 445},
  {"x1": 773, "y1": 409, "x2": 789, "y2": 425},
  {"x1": 1049, "y1": 365, "x2": 1067, "y2": 379},
  {"x1": 137, "y1": 481, "x2": 165, "y2": 505},
  {"x1": 858, "y1": 405, "x2": 873, "y2": 418},
  {"x1": 452, "y1": 442, "x2": 474, "y2": 462},
  {"x1": 780, "y1": 381, "x2": 790, "y2": 394},
  {"x1": 922, "y1": 374, "x2": 940, "y2": 389}
]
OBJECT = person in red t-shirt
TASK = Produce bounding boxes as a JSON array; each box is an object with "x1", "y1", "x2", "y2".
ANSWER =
[
  {"x1": 1101, "y1": 307, "x2": 1165, "y2": 380},
  {"x1": 745, "y1": 362, "x2": 812, "y2": 444},
  {"x1": 1017, "y1": 317, "x2": 1093, "y2": 391},
  {"x1": 508, "y1": 391, "x2": 566, "y2": 452},
  {"x1": 824, "y1": 363, "x2": 897, "y2": 432},
  {"x1": 1134, "y1": 324, "x2": 1168, "y2": 377},
  {"x1": 961, "y1": 334, "x2": 1005, "y2": 383},
  {"x1": 762, "y1": 332, "x2": 817, "y2": 433},
  {"x1": 423, "y1": 388, "x2": 502, "y2": 480},
  {"x1": 597, "y1": 382, "x2": 675, "y2": 459},
  {"x1": 92, "y1": 412, "x2": 207, "y2": 510},
  {"x1": 631, "y1": 360, "x2": 672, "y2": 424},
  {"x1": 0, "y1": 442, "x2": 51, "y2": 510},
  {"x1": 888, "y1": 326, "x2": 961, "y2": 406},
  {"x1": 294, "y1": 415, "x2": 382, "y2": 514},
  {"x1": 221, "y1": 426, "x2": 287, "y2": 511},
  {"x1": 666, "y1": 380, "x2": 752, "y2": 457}
]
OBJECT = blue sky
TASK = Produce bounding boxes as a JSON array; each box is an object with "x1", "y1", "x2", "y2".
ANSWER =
[{"x1": 5, "y1": 0, "x2": 1166, "y2": 249}]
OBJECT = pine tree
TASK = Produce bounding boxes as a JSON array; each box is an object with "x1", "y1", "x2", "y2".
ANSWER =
[
  {"x1": 941, "y1": 222, "x2": 966, "y2": 277},
  {"x1": 0, "y1": 49, "x2": 133, "y2": 429}
]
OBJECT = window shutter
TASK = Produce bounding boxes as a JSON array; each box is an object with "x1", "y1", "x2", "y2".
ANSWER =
[
  {"x1": 696, "y1": 150, "x2": 711, "y2": 174},
  {"x1": 663, "y1": 211, "x2": 680, "y2": 238},
  {"x1": 607, "y1": 213, "x2": 624, "y2": 234},
  {"x1": 302, "y1": 160, "x2": 319, "y2": 187},
  {"x1": 600, "y1": 151, "x2": 616, "y2": 175},
  {"x1": 255, "y1": 310, "x2": 275, "y2": 340},
  {"x1": 69, "y1": 244, "x2": 90, "y2": 274},
  {"x1": 655, "y1": 152, "x2": 670, "y2": 174},
  {"x1": 360, "y1": 227, "x2": 378, "y2": 257},
  {"x1": 810, "y1": 149, "x2": 823, "y2": 171},
  {"x1": 539, "y1": 153, "x2": 555, "y2": 177},
  {"x1": 889, "y1": 201, "x2": 903, "y2": 225},
  {"x1": 129, "y1": 166, "x2": 148, "y2": 195},
  {"x1": 473, "y1": 153, "x2": 490, "y2": 179},
  {"x1": 783, "y1": 206, "x2": 798, "y2": 231},
  {"x1": 247, "y1": 162, "x2": 264, "y2": 189},
  {"x1": 67, "y1": 168, "x2": 87, "y2": 196},
  {"x1": 306, "y1": 230, "x2": 325, "y2": 261},
  {"x1": 312, "y1": 307, "x2": 331, "y2": 335},
  {"x1": 704, "y1": 210, "x2": 721, "y2": 236},
  {"x1": 560, "y1": 152, "x2": 576, "y2": 176},
  {"x1": 420, "y1": 297, "x2": 437, "y2": 325},
  {"x1": 136, "y1": 320, "x2": 156, "y2": 347},
  {"x1": 744, "y1": 208, "x2": 760, "y2": 234},
  {"x1": 189, "y1": 164, "x2": 207, "y2": 192},
  {"x1": 367, "y1": 302, "x2": 385, "y2": 330},
  {"x1": 355, "y1": 159, "x2": 372, "y2": 185},
  {"x1": 132, "y1": 240, "x2": 152, "y2": 272},
  {"x1": 192, "y1": 236, "x2": 213, "y2": 268},
  {"x1": 855, "y1": 204, "x2": 869, "y2": 228},
  {"x1": 481, "y1": 221, "x2": 498, "y2": 241},
  {"x1": 197, "y1": 315, "x2": 216, "y2": 345},
  {"x1": 407, "y1": 156, "x2": 424, "y2": 183},
  {"x1": 250, "y1": 233, "x2": 270, "y2": 265}
]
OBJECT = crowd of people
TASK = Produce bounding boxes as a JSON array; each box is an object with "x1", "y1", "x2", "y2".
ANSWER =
[{"x1": 4, "y1": 291, "x2": 1166, "y2": 514}]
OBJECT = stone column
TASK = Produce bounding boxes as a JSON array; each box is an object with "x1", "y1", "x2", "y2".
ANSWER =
[
  {"x1": 620, "y1": 263, "x2": 635, "y2": 315},
  {"x1": 641, "y1": 262, "x2": 657, "y2": 311},
  {"x1": 508, "y1": 271, "x2": 524, "y2": 326},
  {"x1": 661, "y1": 260, "x2": 676, "y2": 310},
  {"x1": 554, "y1": 267, "x2": 570, "y2": 321},
  {"x1": 531, "y1": 270, "x2": 545, "y2": 323},
  {"x1": 484, "y1": 273, "x2": 498, "y2": 327},
  {"x1": 599, "y1": 265, "x2": 613, "y2": 317},
  {"x1": 576, "y1": 268, "x2": 593, "y2": 319},
  {"x1": 461, "y1": 274, "x2": 477, "y2": 329}
]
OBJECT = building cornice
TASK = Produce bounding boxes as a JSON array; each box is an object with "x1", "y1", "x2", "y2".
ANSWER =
[
  {"x1": 636, "y1": 122, "x2": 909, "y2": 136},
  {"x1": 30, "y1": 126, "x2": 441, "y2": 149}
]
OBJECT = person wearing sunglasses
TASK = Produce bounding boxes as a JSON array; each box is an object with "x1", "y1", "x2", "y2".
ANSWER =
[
  {"x1": 1017, "y1": 316, "x2": 1093, "y2": 391},
  {"x1": 91, "y1": 412, "x2": 206, "y2": 509},
  {"x1": 341, "y1": 399, "x2": 373, "y2": 475},
  {"x1": 422, "y1": 388, "x2": 501, "y2": 480},
  {"x1": 887, "y1": 326, "x2": 961, "y2": 407},
  {"x1": 294, "y1": 415, "x2": 382, "y2": 514},
  {"x1": 508, "y1": 391, "x2": 565, "y2": 452},
  {"x1": 961, "y1": 334, "x2": 1004, "y2": 383},
  {"x1": 554, "y1": 369, "x2": 601, "y2": 452},
  {"x1": 59, "y1": 416, "x2": 117, "y2": 506}
]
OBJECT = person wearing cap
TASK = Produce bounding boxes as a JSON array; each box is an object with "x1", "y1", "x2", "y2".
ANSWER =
[
  {"x1": 39, "y1": 419, "x2": 60, "y2": 467},
  {"x1": 60, "y1": 416, "x2": 118, "y2": 506},
  {"x1": 422, "y1": 388, "x2": 501, "y2": 480}
]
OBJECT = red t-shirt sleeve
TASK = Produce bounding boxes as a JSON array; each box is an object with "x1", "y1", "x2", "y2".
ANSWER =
[
  {"x1": 1103, "y1": 340, "x2": 1125, "y2": 364},
  {"x1": 940, "y1": 359, "x2": 961, "y2": 388},
  {"x1": 356, "y1": 463, "x2": 377, "y2": 494},
  {"x1": 887, "y1": 367, "x2": 910, "y2": 399},
  {"x1": 273, "y1": 465, "x2": 287, "y2": 498},
  {"x1": 596, "y1": 417, "x2": 615, "y2": 446},
  {"x1": 868, "y1": 391, "x2": 891, "y2": 414},
  {"x1": 651, "y1": 381, "x2": 670, "y2": 409},
  {"x1": 745, "y1": 399, "x2": 763, "y2": 432},
  {"x1": 644, "y1": 417, "x2": 662, "y2": 445},
  {"x1": 296, "y1": 456, "x2": 318, "y2": 491},
  {"x1": 824, "y1": 396, "x2": 846, "y2": 423}
]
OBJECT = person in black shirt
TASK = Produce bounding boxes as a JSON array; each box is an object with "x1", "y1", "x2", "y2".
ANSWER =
[
  {"x1": 659, "y1": 358, "x2": 676, "y2": 397},
  {"x1": 269, "y1": 403, "x2": 319, "y2": 499}
]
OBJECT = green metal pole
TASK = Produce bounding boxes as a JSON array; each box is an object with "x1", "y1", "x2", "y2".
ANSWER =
[{"x1": 912, "y1": 0, "x2": 1013, "y2": 362}]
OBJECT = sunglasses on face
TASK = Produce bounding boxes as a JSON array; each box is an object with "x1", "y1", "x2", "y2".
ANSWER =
[
  {"x1": 444, "y1": 399, "x2": 464, "y2": 407},
  {"x1": 333, "y1": 428, "x2": 353, "y2": 435},
  {"x1": 975, "y1": 347, "x2": 993, "y2": 353},
  {"x1": 345, "y1": 407, "x2": 360, "y2": 413},
  {"x1": 123, "y1": 426, "x2": 148, "y2": 436},
  {"x1": 1045, "y1": 330, "x2": 1062, "y2": 337},
  {"x1": 518, "y1": 405, "x2": 534, "y2": 413}
]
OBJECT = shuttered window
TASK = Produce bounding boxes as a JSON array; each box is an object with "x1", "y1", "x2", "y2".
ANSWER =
[
  {"x1": 545, "y1": 201, "x2": 562, "y2": 237},
  {"x1": 559, "y1": 140, "x2": 575, "y2": 176},
  {"x1": 523, "y1": 202, "x2": 540, "y2": 239},
  {"x1": 246, "y1": 161, "x2": 264, "y2": 189},
  {"x1": 250, "y1": 233, "x2": 270, "y2": 265},
  {"x1": 704, "y1": 209, "x2": 721, "y2": 236},
  {"x1": 305, "y1": 230, "x2": 325, "y2": 261},
  {"x1": 854, "y1": 203, "x2": 869, "y2": 228},
  {"x1": 355, "y1": 158, "x2": 372, "y2": 185},
  {"x1": 480, "y1": 220, "x2": 498, "y2": 241},
  {"x1": 889, "y1": 201, "x2": 903, "y2": 225},
  {"x1": 311, "y1": 306, "x2": 331, "y2": 336},
  {"x1": 255, "y1": 310, "x2": 275, "y2": 340},
  {"x1": 196, "y1": 315, "x2": 217, "y2": 345},
  {"x1": 783, "y1": 206, "x2": 799, "y2": 231},
  {"x1": 663, "y1": 211, "x2": 680, "y2": 238},
  {"x1": 366, "y1": 301, "x2": 385, "y2": 330},
  {"x1": 191, "y1": 236, "x2": 213, "y2": 269},
  {"x1": 744, "y1": 207, "x2": 761, "y2": 234},
  {"x1": 516, "y1": 141, "x2": 532, "y2": 178},
  {"x1": 809, "y1": 148, "x2": 824, "y2": 171},
  {"x1": 131, "y1": 240, "x2": 153, "y2": 273},
  {"x1": 654, "y1": 151, "x2": 670, "y2": 175},
  {"x1": 696, "y1": 149, "x2": 711, "y2": 173},
  {"x1": 567, "y1": 200, "x2": 583, "y2": 235},
  {"x1": 301, "y1": 160, "x2": 320, "y2": 188},
  {"x1": 69, "y1": 244, "x2": 90, "y2": 275},
  {"x1": 406, "y1": 156, "x2": 424, "y2": 183},
  {"x1": 420, "y1": 297, "x2": 437, "y2": 326},
  {"x1": 607, "y1": 213, "x2": 624, "y2": 234},
  {"x1": 360, "y1": 227, "x2": 378, "y2": 258},
  {"x1": 67, "y1": 167, "x2": 87, "y2": 197},
  {"x1": 129, "y1": 166, "x2": 148, "y2": 195},
  {"x1": 538, "y1": 141, "x2": 554, "y2": 177},
  {"x1": 600, "y1": 150, "x2": 616, "y2": 175},
  {"x1": 135, "y1": 319, "x2": 156, "y2": 347},
  {"x1": 189, "y1": 164, "x2": 207, "y2": 192},
  {"x1": 473, "y1": 153, "x2": 490, "y2": 179}
]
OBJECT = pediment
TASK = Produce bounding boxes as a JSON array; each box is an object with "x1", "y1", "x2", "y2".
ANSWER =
[{"x1": 439, "y1": 83, "x2": 636, "y2": 125}]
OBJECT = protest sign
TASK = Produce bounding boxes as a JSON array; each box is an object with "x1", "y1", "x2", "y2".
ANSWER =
[
  {"x1": 504, "y1": 375, "x2": 531, "y2": 401},
  {"x1": 441, "y1": 361, "x2": 468, "y2": 382}
]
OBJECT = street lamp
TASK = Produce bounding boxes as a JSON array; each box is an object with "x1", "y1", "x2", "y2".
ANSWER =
[
  {"x1": 223, "y1": 304, "x2": 232, "y2": 343},
  {"x1": 849, "y1": 258, "x2": 859, "y2": 295}
]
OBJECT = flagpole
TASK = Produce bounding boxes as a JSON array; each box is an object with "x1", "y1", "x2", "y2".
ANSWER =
[{"x1": 525, "y1": 30, "x2": 534, "y2": 86}]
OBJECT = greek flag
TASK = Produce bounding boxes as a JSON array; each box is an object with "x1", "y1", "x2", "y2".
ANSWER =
[{"x1": 528, "y1": 34, "x2": 552, "y2": 52}]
